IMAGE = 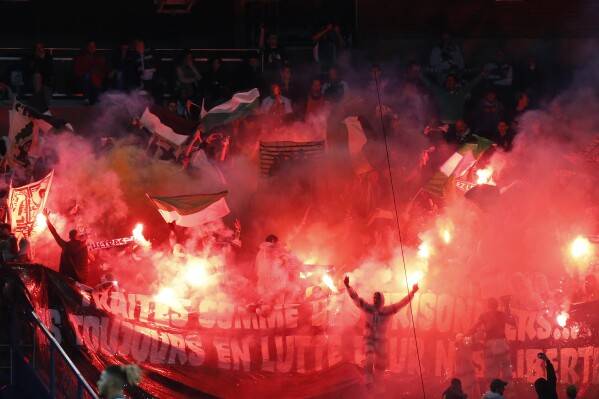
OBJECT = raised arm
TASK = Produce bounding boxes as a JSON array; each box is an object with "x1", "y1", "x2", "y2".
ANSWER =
[
  {"x1": 313, "y1": 24, "x2": 333, "y2": 42},
  {"x1": 383, "y1": 284, "x2": 419, "y2": 315},
  {"x1": 461, "y1": 72, "x2": 484, "y2": 94},
  {"x1": 344, "y1": 276, "x2": 371, "y2": 311},
  {"x1": 539, "y1": 353, "x2": 557, "y2": 388},
  {"x1": 43, "y1": 209, "x2": 66, "y2": 248}
]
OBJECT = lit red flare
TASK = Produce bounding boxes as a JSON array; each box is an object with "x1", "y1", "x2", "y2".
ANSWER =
[
  {"x1": 132, "y1": 223, "x2": 151, "y2": 248},
  {"x1": 556, "y1": 311, "x2": 569, "y2": 328},
  {"x1": 475, "y1": 166, "x2": 495, "y2": 185},
  {"x1": 569, "y1": 236, "x2": 592, "y2": 259}
]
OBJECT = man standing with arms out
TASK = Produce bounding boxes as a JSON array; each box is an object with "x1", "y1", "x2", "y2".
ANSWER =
[
  {"x1": 43, "y1": 209, "x2": 88, "y2": 284},
  {"x1": 344, "y1": 276, "x2": 419, "y2": 390},
  {"x1": 469, "y1": 297, "x2": 516, "y2": 385}
]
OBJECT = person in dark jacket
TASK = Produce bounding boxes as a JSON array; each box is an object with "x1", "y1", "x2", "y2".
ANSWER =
[
  {"x1": 442, "y1": 378, "x2": 468, "y2": 399},
  {"x1": 534, "y1": 352, "x2": 558, "y2": 399},
  {"x1": 43, "y1": 209, "x2": 88, "y2": 284}
]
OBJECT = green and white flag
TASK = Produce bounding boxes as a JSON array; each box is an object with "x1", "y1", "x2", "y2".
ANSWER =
[
  {"x1": 146, "y1": 191, "x2": 230, "y2": 227},
  {"x1": 424, "y1": 135, "x2": 494, "y2": 197},
  {"x1": 201, "y1": 89, "x2": 260, "y2": 131}
]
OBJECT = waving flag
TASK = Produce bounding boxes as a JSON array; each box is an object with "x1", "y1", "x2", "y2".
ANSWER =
[
  {"x1": 146, "y1": 191, "x2": 230, "y2": 227},
  {"x1": 259, "y1": 140, "x2": 325, "y2": 177},
  {"x1": 424, "y1": 135, "x2": 493, "y2": 197},
  {"x1": 8, "y1": 170, "x2": 53, "y2": 237},
  {"x1": 201, "y1": 89, "x2": 260, "y2": 131},
  {"x1": 139, "y1": 106, "x2": 196, "y2": 146}
]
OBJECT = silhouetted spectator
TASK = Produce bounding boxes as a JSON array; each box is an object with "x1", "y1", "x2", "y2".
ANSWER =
[
  {"x1": 534, "y1": 353, "x2": 558, "y2": 399},
  {"x1": 203, "y1": 58, "x2": 231, "y2": 109},
  {"x1": 518, "y1": 56, "x2": 544, "y2": 102},
  {"x1": 365, "y1": 64, "x2": 389, "y2": 97},
  {"x1": 26, "y1": 42, "x2": 53, "y2": 93},
  {"x1": 473, "y1": 89, "x2": 505, "y2": 138},
  {"x1": 259, "y1": 25, "x2": 286, "y2": 73},
  {"x1": 313, "y1": 23, "x2": 345, "y2": 71},
  {"x1": 126, "y1": 39, "x2": 158, "y2": 97},
  {"x1": 322, "y1": 66, "x2": 349, "y2": 103},
  {"x1": 109, "y1": 39, "x2": 130, "y2": 89},
  {"x1": 278, "y1": 65, "x2": 302, "y2": 112},
  {"x1": 484, "y1": 49, "x2": 514, "y2": 106},
  {"x1": 429, "y1": 33, "x2": 465, "y2": 83},
  {"x1": 237, "y1": 54, "x2": 264, "y2": 94},
  {"x1": 260, "y1": 83, "x2": 292, "y2": 119},
  {"x1": 509, "y1": 92, "x2": 530, "y2": 130},
  {"x1": 420, "y1": 69, "x2": 483, "y2": 125},
  {"x1": 175, "y1": 50, "x2": 202, "y2": 102},
  {"x1": 305, "y1": 77, "x2": 327, "y2": 117},
  {"x1": 446, "y1": 119, "x2": 474, "y2": 145},
  {"x1": 482, "y1": 379, "x2": 507, "y2": 399},
  {"x1": 74, "y1": 40, "x2": 107, "y2": 104},
  {"x1": 442, "y1": 378, "x2": 467, "y2": 399},
  {"x1": 566, "y1": 385, "x2": 577, "y2": 399},
  {"x1": 493, "y1": 120, "x2": 515, "y2": 151}
]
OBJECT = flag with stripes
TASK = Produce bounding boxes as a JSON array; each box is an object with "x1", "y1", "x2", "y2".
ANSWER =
[
  {"x1": 201, "y1": 89, "x2": 260, "y2": 131},
  {"x1": 146, "y1": 191, "x2": 230, "y2": 227},
  {"x1": 259, "y1": 140, "x2": 325, "y2": 177},
  {"x1": 424, "y1": 135, "x2": 494, "y2": 197}
]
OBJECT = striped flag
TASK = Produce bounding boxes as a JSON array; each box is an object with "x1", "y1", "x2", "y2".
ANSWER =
[
  {"x1": 424, "y1": 135, "x2": 494, "y2": 197},
  {"x1": 259, "y1": 141, "x2": 325, "y2": 177},
  {"x1": 201, "y1": 89, "x2": 260, "y2": 131},
  {"x1": 146, "y1": 191, "x2": 230, "y2": 227}
]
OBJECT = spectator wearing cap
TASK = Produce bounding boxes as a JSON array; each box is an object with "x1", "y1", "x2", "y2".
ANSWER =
[{"x1": 482, "y1": 379, "x2": 507, "y2": 399}]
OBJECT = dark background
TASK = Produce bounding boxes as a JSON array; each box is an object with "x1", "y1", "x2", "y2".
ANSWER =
[{"x1": 0, "y1": 0, "x2": 597, "y2": 50}]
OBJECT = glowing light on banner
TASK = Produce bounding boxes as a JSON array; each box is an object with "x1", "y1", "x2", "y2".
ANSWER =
[
  {"x1": 154, "y1": 286, "x2": 178, "y2": 307},
  {"x1": 556, "y1": 311, "x2": 569, "y2": 328}
]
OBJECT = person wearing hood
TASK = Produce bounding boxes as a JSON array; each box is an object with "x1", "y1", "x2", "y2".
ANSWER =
[
  {"x1": 344, "y1": 275, "x2": 419, "y2": 389},
  {"x1": 482, "y1": 379, "x2": 507, "y2": 399}
]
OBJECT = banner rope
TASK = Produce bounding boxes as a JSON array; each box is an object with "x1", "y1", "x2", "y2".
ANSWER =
[{"x1": 373, "y1": 74, "x2": 427, "y2": 398}]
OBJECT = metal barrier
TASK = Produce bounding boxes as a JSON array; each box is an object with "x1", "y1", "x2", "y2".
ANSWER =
[
  {"x1": 28, "y1": 310, "x2": 99, "y2": 399},
  {"x1": 0, "y1": 47, "x2": 263, "y2": 99}
]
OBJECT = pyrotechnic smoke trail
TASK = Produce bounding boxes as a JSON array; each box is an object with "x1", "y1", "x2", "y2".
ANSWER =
[{"x1": 374, "y1": 75, "x2": 426, "y2": 398}]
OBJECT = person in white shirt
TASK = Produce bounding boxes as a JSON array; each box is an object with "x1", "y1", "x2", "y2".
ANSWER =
[{"x1": 260, "y1": 83, "x2": 293, "y2": 117}]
